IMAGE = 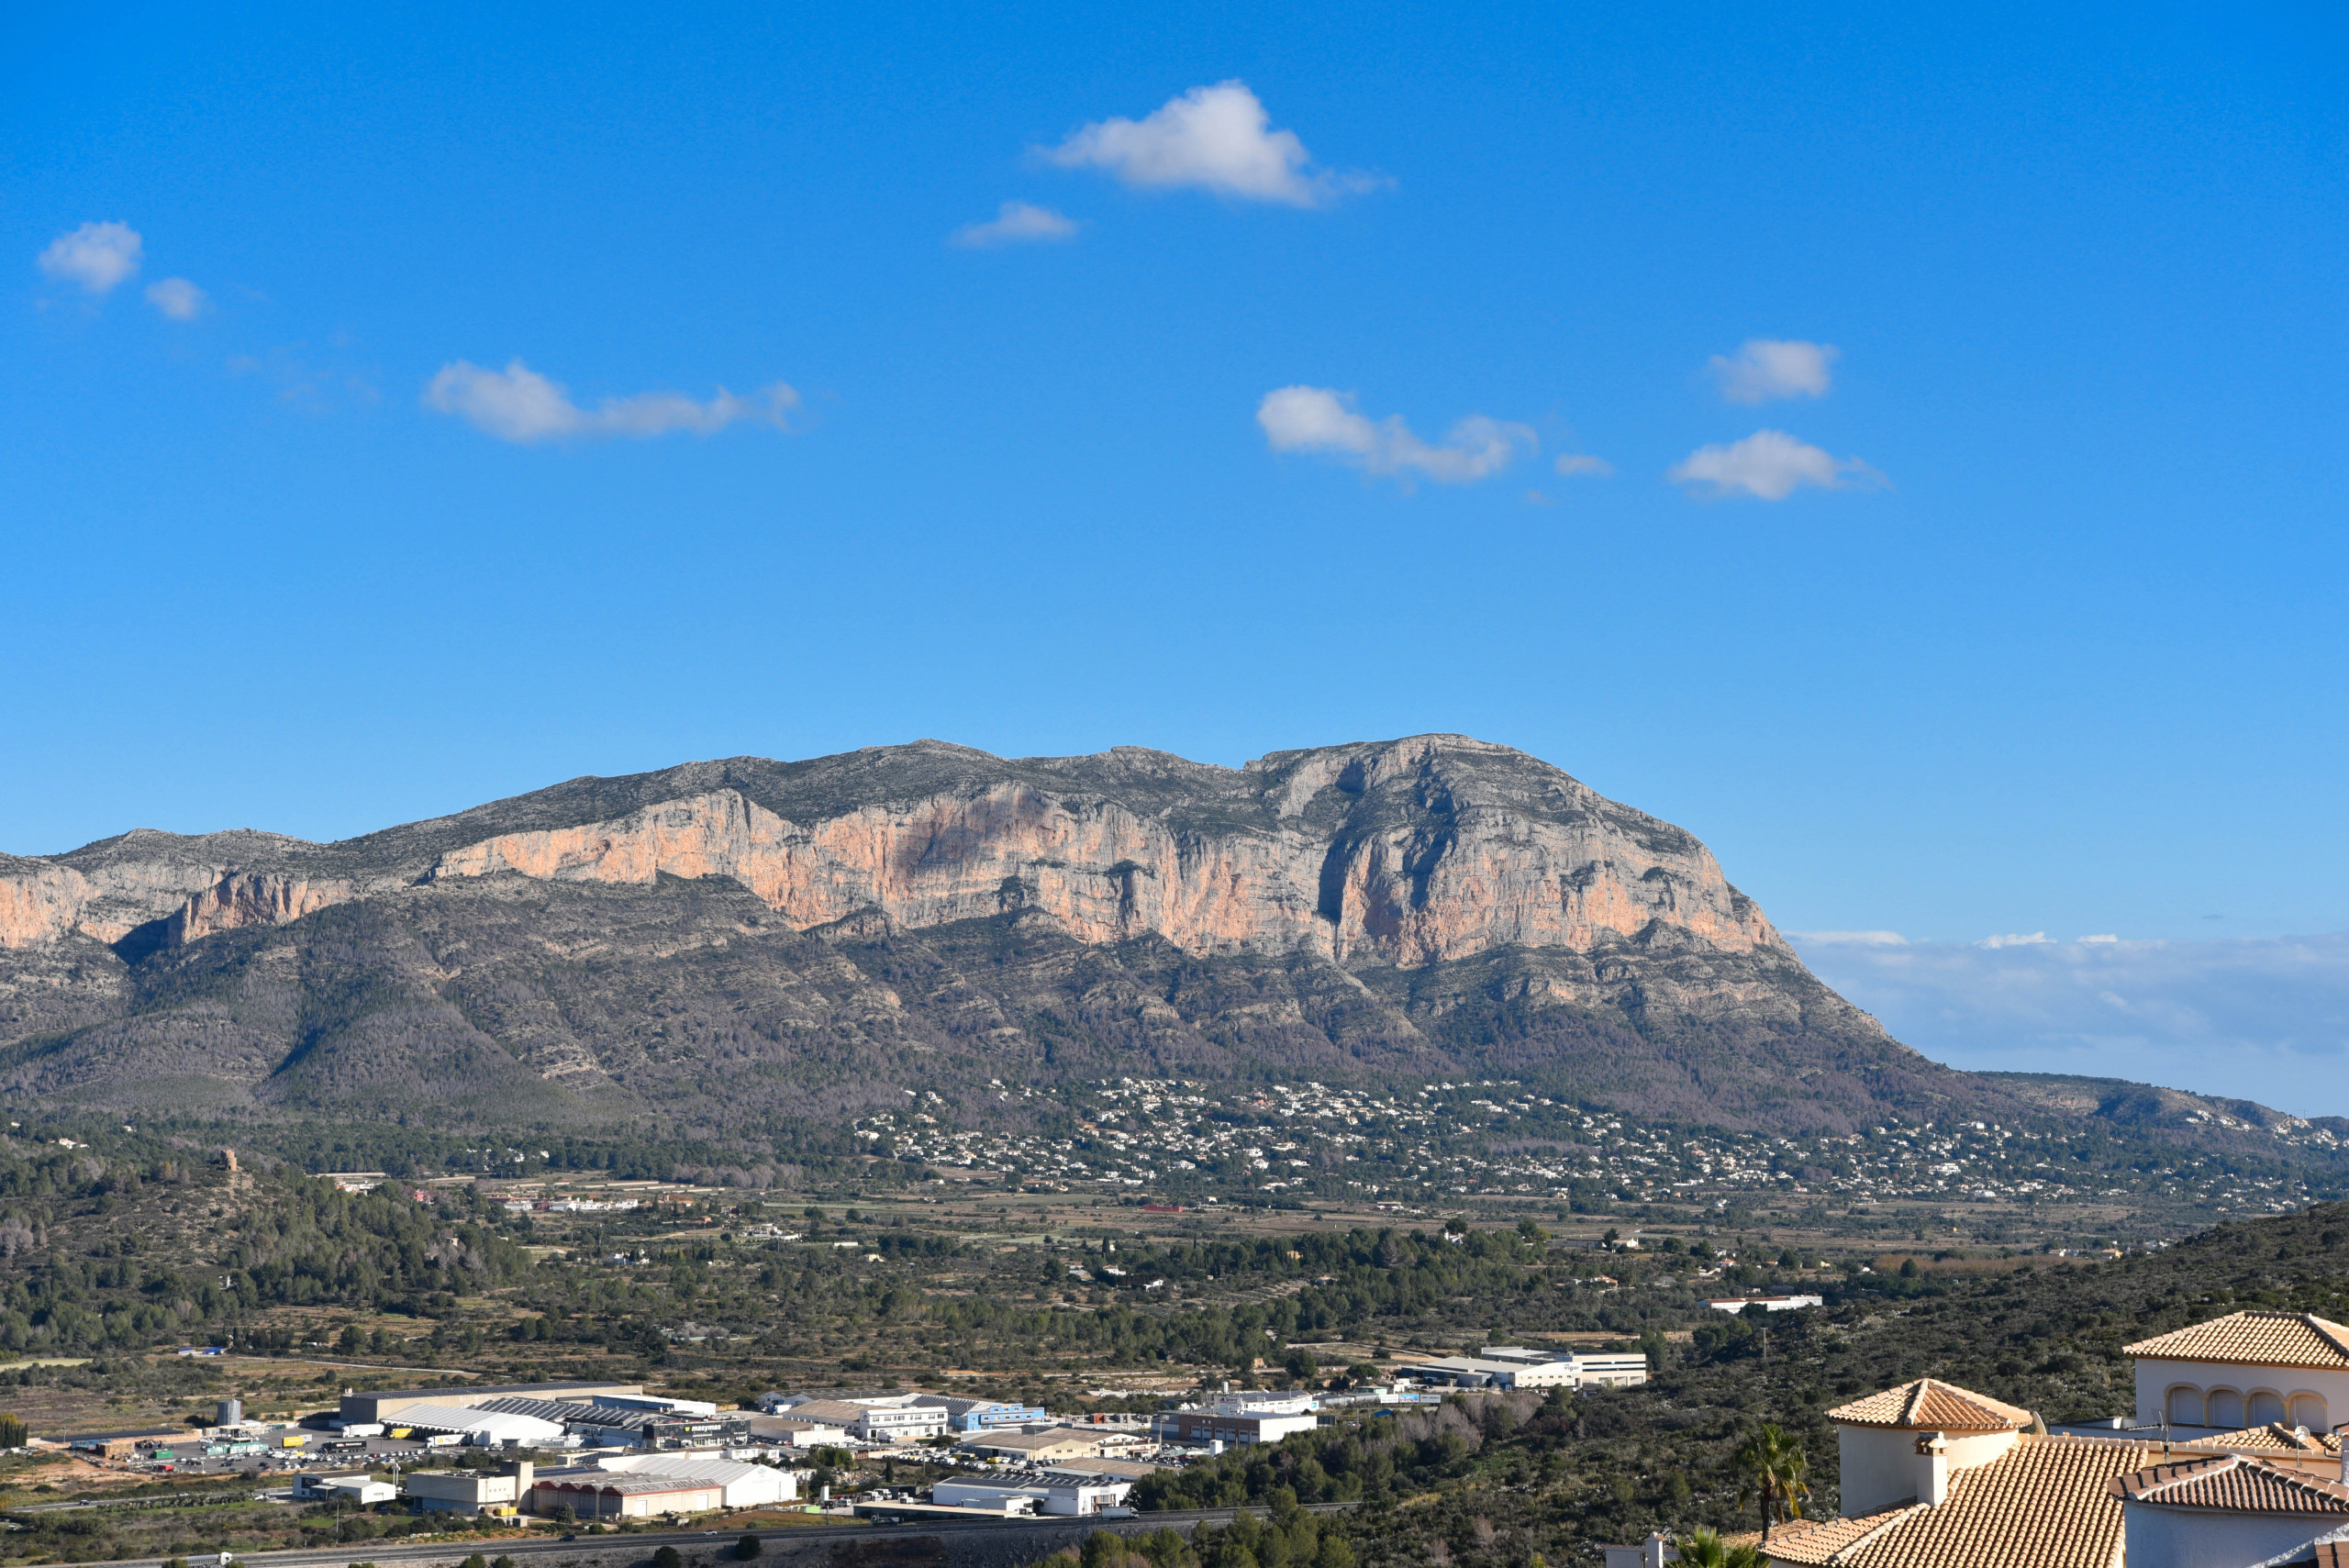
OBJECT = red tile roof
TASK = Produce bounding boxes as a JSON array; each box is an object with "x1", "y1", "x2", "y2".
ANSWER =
[
  {"x1": 2122, "y1": 1310, "x2": 2349, "y2": 1370},
  {"x1": 2110, "y1": 1452, "x2": 2349, "y2": 1516},
  {"x1": 1824, "y1": 1378, "x2": 2037, "y2": 1432},
  {"x1": 1765, "y1": 1436, "x2": 2150, "y2": 1568}
]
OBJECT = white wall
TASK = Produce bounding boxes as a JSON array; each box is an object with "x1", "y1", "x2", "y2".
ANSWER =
[
  {"x1": 2134, "y1": 1358, "x2": 2349, "y2": 1433},
  {"x1": 1836, "y1": 1428, "x2": 2019, "y2": 1517},
  {"x1": 2123, "y1": 1505, "x2": 2349, "y2": 1568}
]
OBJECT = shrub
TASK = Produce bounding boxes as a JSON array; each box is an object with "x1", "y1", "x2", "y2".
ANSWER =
[{"x1": 735, "y1": 1536, "x2": 763, "y2": 1560}]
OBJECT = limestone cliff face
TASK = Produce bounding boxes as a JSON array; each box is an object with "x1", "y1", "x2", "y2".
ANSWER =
[
  {"x1": 167, "y1": 873, "x2": 357, "y2": 945},
  {"x1": 0, "y1": 735, "x2": 1786, "y2": 972},
  {"x1": 0, "y1": 859, "x2": 92, "y2": 950},
  {"x1": 417, "y1": 735, "x2": 1781, "y2": 969}
]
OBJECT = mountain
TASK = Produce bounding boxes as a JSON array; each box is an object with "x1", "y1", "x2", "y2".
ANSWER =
[{"x1": 0, "y1": 735, "x2": 2313, "y2": 1145}]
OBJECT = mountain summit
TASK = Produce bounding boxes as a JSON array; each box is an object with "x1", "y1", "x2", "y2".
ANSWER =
[{"x1": 0, "y1": 736, "x2": 2080, "y2": 1134}]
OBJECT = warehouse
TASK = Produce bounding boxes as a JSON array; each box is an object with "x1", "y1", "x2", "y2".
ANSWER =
[
  {"x1": 529, "y1": 1471, "x2": 725, "y2": 1519},
  {"x1": 595, "y1": 1454, "x2": 798, "y2": 1507}
]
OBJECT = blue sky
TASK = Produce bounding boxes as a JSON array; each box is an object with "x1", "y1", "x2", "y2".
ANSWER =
[{"x1": 6, "y1": 5, "x2": 2344, "y2": 1106}]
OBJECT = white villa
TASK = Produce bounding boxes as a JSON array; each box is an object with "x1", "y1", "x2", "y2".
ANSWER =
[{"x1": 2124, "y1": 1310, "x2": 2349, "y2": 1437}]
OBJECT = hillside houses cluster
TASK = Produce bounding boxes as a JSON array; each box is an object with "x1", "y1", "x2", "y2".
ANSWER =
[{"x1": 851, "y1": 1078, "x2": 2327, "y2": 1214}]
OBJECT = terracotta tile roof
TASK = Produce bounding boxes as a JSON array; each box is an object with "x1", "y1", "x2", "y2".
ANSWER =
[
  {"x1": 1765, "y1": 1437, "x2": 2151, "y2": 1568},
  {"x1": 2110, "y1": 1452, "x2": 2349, "y2": 1516},
  {"x1": 2122, "y1": 1310, "x2": 2349, "y2": 1370},
  {"x1": 1824, "y1": 1378, "x2": 2037, "y2": 1432},
  {"x1": 2312, "y1": 1543, "x2": 2349, "y2": 1568},
  {"x1": 1757, "y1": 1504, "x2": 1916, "y2": 1564},
  {"x1": 2188, "y1": 1422, "x2": 2344, "y2": 1457}
]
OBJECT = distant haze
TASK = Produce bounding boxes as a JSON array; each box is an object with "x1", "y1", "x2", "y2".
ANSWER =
[{"x1": 1790, "y1": 931, "x2": 2349, "y2": 1118}]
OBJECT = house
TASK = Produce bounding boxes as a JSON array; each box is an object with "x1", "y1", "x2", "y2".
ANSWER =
[
  {"x1": 2123, "y1": 1309, "x2": 2349, "y2": 1435},
  {"x1": 2109, "y1": 1450, "x2": 2349, "y2": 1567},
  {"x1": 1764, "y1": 1379, "x2": 2154, "y2": 1568},
  {"x1": 958, "y1": 1428, "x2": 1108, "y2": 1463},
  {"x1": 2175, "y1": 1421, "x2": 2344, "y2": 1479},
  {"x1": 528, "y1": 1469, "x2": 726, "y2": 1519},
  {"x1": 1600, "y1": 1537, "x2": 1676, "y2": 1568},
  {"x1": 1824, "y1": 1378, "x2": 2037, "y2": 1516},
  {"x1": 404, "y1": 1461, "x2": 536, "y2": 1517},
  {"x1": 1571, "y1": 1353, "x2": 1651, "y2": 1388},
  {"x1": 593, "y1": 1454, "x2": 798, "y2": 1507}
]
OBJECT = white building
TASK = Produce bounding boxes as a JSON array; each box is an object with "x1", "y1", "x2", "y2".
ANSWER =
[
  {"x1": 2110, "y1": 1450, "x2": 2349, "y2": 1568},
  {"x1": 595, "y1": 1453, "x2": 797, "y2": 1507},
  {"x1": 380, "y1": 1403, "x2": 567, "y2": 1449},
  {"x1": 1821, "y1": 1378, "x2": 2036, "y2": 1516},
  {"x1": 1766, "y1": 1380, "x2": 2154, "y2": 1568},
  {"x1": 2124, "y1": 1309, "x2": 2349, "y2": 1435},
  {"x1": 930, "y1": 1473, "x2": 1132, "y2": 1517},
  {"x1": 1702, "y1": 1295, "x2": 1825, "y2": 1314},
  {"x1": 295, "y1": 1472, "x2": 396, "y2": 1505}
]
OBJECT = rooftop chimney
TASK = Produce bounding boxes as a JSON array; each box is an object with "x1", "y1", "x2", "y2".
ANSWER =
[{"x1": 1914, "y1": 1431, "x2": 1951, "y2": 1507}]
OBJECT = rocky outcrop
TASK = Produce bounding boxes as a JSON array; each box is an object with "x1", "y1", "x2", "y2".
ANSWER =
[
  {"x1": 0, "y1": 858, "x2": 94, "y2": 950},
  {"x1": 0, "y1": 736, "x2": 1782, "y2": 973},
  {"x1": 166, "y1": 873, "x2": 357, "y2": 944},
  {"x1": 409, "y1": 737, "x2": 1781, "y2": 970}
]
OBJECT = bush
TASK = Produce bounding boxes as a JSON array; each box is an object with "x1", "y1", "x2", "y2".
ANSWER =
[
  {"x1": 654, "y1": 1546, "x2": 685, "y2": 1568},
  {"x1": 462, "y1": 1554, "x2": 487, "y2": 1568},
  {"x1": 735, "y1": 1535, "x2": 763, "y2": 1560}
]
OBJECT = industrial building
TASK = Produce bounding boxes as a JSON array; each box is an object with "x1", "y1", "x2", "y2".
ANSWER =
[
  {"x1": 403, "y1": 1460, "x2": 536, "y2": 1517},
  {"x1": 930, "y1": 1471, "x2": 1133, "y2": 1517},
  {"x1": 339, "y1": 1382, "x2": 641, "y2": 1426},
  {"x1": 528, "y1": 1469, "x2": 726, "y2": 1520}
]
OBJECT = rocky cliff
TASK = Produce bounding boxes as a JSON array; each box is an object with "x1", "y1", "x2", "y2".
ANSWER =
[
  {"x1": 0, "y1": 734, "x2": 1952, "y2": 1132},
  {"x1": 0, "y1": 736, "x2": 1785, "y2": 971}
]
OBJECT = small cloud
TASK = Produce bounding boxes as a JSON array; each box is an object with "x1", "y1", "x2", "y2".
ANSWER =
[
  {"x1": 951, "y1": 201, "x2": 1081, "y2": 249},
  {"x1": 1257, "y1": 386, "x2": 1532, "y2": 484},
  {"x1": 1709, "y1": 339, "x2": 1838, "y2": 404},
  {"x1": 423, "y1": 359, "x2": 797, "y2": 444},
  {"x1": 1041, "y1": 81, "x2": 1374, "y2": 206},
  {"x1": 2078, "y1": 934, "x2": 2121, "y2": 945},
  {"x1": 38, "y1": 221, "x2": 142, "y2": 295},
  {"x1": 1790, "y1": 930, "x2": 1909, "y2": 947},
  {"x1": 145, "y1": 277, "x2": 207, "y2": 320},
  {"x1": 1979, "y1": 931, "x2": 2054, "y2": 949},
  {"x1": 1668, "y1": 428, "x2": 1886, "y2": 500},
  {"x1": 1554, "y1": 453, "x2": 1614, "y2": 478}
]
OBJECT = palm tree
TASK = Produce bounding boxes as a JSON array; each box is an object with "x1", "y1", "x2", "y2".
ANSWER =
[
  {"x1": 1734, "y1": 1423, "x2": 1811, "y2": 1541},
  {"x1": 1675, "y1": 1527, "x2": 1760, "y2": 1568}
]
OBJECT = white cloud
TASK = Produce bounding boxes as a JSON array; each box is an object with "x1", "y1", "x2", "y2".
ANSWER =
[
  {"x1": 1787, "y1": 930, "x2": 2349, "y2": 1118},
  {"x1": 422, "y1": 360, "x2": 797, "y2": 444},
  {"x1": 1980, "y1": 931, "x2": 2054, "y2": 949},
  {"x1": 2079, "y1": 933, "x2": 2120, "y2": 944},
  {"x1": 951, "y1": 201, "x2": 1081, "y2": 249},
  {"x1": 1554, "y1": 453, "x2": 1614, "y2": 478},
  {"x1": 1788, "y1": 929, "x2": 1909, "y2": 946},
  {"x1": 1257, "y1": 386, "x2": 1533, "y2": 484},
  {"x1": 1709, "y1": 339, "x2": 1839, "y2": 404},
  {"x1": 145, "y1": 277, "x2": 206, "y2": 320},
  {"x1": 38, "y1": 221, "x2": 143, "y2": 294},
  {"x1": 1668, "y1": 429, "x2": 1885, "y2": 500},
  {"x1": 1041, "y1": 82, "x2": 1369, "y2": 206}
]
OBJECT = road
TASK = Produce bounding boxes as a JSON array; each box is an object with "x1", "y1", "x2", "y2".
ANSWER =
[{"x1": 41, "y1": 1504, "x2": 1360, "y2": 1568}]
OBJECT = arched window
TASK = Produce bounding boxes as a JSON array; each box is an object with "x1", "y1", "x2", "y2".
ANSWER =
[
  {"x1": 2206, "y1": 1388, "x2": 2244, "y2": 1429},
  {"x1": 2246, "y1": 1391, "x2": 2287, "y2": 1427},
  {"x1": 2166, "y1": 1386, "x2": 2204, "y2": 1426},
  {"x1": 2287, "y1": 1393, "x2": 2326, "y2": 1431}
]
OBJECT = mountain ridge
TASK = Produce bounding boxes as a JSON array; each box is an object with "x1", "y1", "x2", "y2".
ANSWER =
[{"x1": 0, "y1": 735, "x2": 2322, "y2": 1151}]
